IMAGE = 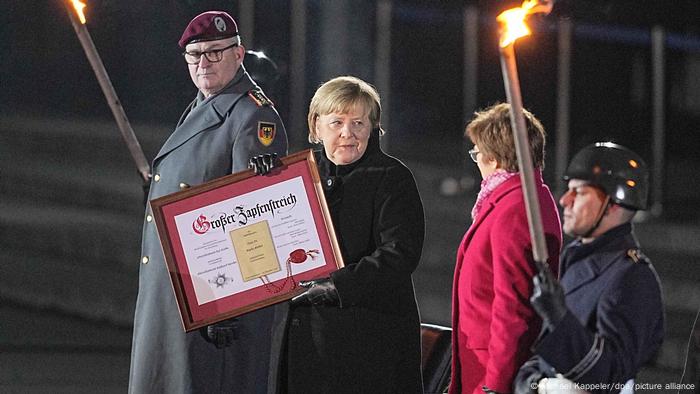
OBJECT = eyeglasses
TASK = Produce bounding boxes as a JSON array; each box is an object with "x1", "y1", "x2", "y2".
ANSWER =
[
  {"x1": 468, "y1": 148, "x2": 481, "y2": 163},
  {"x1": 183, "y1": 43, "x2": 238, "y2": 65}
]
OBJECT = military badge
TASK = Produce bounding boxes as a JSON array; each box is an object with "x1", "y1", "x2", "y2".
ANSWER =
[
  {"x1": 258, "y1": 121, "x2": 276, "y2": 146},
  {"x1": 626, "y1": 248, "x2": 649, "y2": 264},
  {"x1": 248, "y1": 88, "x2": 273, "y2": 107},
  {"x1": 214, "y1": 16, "x2": 227, "y2": 32}
]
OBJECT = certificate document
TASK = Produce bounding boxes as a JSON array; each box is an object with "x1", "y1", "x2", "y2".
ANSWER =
[
  {"x1": 151, "y1": 150, "x2": 343, "y2": 331},
  {"x1": 231, "y1": 220, "x2": 280, "y2": 282},
  {"x1": 174, "y1": 176, "x2": 326, "y2": 305}
]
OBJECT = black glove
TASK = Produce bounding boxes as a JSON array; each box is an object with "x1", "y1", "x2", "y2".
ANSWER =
[
  {"x1": 201, "y1": 318, "x2": 239, "y2": 349},
  {"x1": 513, "y1": 370, "x2": 544, "y2": 394},
  {"x1": 248, "y1": 153, "x2": 279, "y2": 175},
  {"x1": 290, "y1": 278, "x2": 339, "y2": 307},
  {"x1": 530, "y1": 261, "x2": 568, "y2": 330}
]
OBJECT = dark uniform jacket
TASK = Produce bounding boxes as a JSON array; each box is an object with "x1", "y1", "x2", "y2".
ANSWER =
[
  {"x1": 128, "y1": 67, "x2": 288, "y2": 394},
  {"x1": 516, "y1": 223, "x2": 664, "y2": 393},
  {"x1": 268, "y1": 133, "x2": 425, "y2": 394}
]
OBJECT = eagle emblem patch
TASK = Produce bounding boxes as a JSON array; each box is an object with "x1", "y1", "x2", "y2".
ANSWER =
[{"x1": 258, "y1": 121, "x2": 276, "y2": 146}]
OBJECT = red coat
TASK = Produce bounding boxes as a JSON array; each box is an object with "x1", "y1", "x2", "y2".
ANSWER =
[{"x1": 450, "y1": 173, "x2": 562, "y2": 394}]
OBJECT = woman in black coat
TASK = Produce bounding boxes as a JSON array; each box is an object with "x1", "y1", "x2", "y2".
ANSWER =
[{"x1": 279, "y1": 76, "x2": 425, "y2": 394}]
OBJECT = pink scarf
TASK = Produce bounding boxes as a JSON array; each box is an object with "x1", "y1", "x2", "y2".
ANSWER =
[{"x1": 471, "y1": 170, "x2": 518, "y2": 220}]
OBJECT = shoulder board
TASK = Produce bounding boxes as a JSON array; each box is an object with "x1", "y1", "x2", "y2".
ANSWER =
[
  {"x1": 626, "y1": 248, "x2": 650, "y2": 264},
  {"x1": 248, "y1": 88, "x2": 274, "y2": 107}
]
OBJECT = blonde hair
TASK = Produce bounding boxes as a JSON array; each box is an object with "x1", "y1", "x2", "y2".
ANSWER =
[
  {"x1": 465, "y1": 102, "x2": 546, "y2": 171},
  {"x1": 307, "y1": 76, "x2": 384, "y2": 143}
]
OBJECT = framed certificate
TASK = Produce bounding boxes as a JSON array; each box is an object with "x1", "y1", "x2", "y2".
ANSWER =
[{"x1": 150, "y1": 149, "x2": 344, "y2": 332}]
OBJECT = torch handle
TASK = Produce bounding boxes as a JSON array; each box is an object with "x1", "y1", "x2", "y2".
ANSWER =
[
  {"x1": 499, "y1": 44, "x2": 549, "y2": 265},
  {"x1": 63, "y1": 1, "x2": 151, "y2": 184}
]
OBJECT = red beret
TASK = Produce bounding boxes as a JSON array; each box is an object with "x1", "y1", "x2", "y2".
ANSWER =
[{"x1": 179, "y1": 11, "x2": 239, "y2": 48}]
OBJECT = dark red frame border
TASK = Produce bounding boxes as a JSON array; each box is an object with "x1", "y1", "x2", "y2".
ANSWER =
[{"x1": 150, "y1": 149, "x2": 344, "y2": 332}]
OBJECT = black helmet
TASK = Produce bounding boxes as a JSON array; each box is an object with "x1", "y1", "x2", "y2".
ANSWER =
[
  {"x1": 564, "y1": 142, "x2": 649, "y2": 210},
  {"x1": 244, "y1": 50, "x2": 280, "y2": 93}
]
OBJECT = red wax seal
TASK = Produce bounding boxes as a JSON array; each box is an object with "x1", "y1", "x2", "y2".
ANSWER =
[
  {"x1": 288, "y1": 249, "x2": 320, "y2": 264},
  {"x1": 259, "y1": 249, "x2": 319, "y2": 293},
  {"x1": 290, "y1": 249, "x2": 308, "y2": 264},
  {"x1": 260, "y1": 249, "x2": 319, "y2": 293}
]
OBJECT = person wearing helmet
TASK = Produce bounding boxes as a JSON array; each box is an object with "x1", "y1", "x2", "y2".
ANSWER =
[{"x1": 514, "y1": 143, "x2": 665, "y2": 394}]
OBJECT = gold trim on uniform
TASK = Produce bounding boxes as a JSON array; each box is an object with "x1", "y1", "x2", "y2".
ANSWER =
[
  {"x1": 248, "y1": 88, "x2": 273, "y2": 107},
  {"x1": 626, "y1": 248, "x2": 647, "y2": 264}
]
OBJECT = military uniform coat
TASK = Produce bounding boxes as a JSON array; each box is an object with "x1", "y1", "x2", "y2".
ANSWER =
[
  {"x1": 450, "y1": 173, "x2": 562, "y2": 394},
  {"x1": 128, "y1": 68, "x2": 288, "y2": 394},
  {"x1": 268, "y1": 134, "x2": 425, "y2": 394},
  {"x1": 516, "y1": 223, "x2": 664, "y2": 393}
]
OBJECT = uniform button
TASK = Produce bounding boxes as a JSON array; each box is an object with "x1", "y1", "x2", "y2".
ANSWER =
[
  {"x1": 146, "y1": 215, "x2": 153, "y2": 222},
  {"x1": 179, "y1": 182, "x2": 190, "y2": 189},
  {"x1": 142, "y1": 256, "x2": 149, "y2": 264},
  {"x1": 154, "y1": 174, "x2": 161, "y2": 182},
  {"x1": 326, "y1": 178, "x2": 333, "y2": 187}
]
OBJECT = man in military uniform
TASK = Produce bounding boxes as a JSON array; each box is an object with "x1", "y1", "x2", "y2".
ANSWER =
[
  {"x1": 514, "y1": 142, "x2": 664, "y2": 394},
  {"x1": 128, "y1": 11, "x2": 288, "y2": 394}
]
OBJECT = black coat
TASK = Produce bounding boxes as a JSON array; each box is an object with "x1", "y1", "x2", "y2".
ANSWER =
[
  {"x1": 270, "y1": 134, "x2": 425, "y2": 394},
  {"x1": 515, "y1": 223, "x2": 665, "y2": 393}
]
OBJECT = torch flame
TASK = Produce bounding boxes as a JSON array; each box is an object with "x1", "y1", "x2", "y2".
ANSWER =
[
  {"x1": 70, "y1": 0, "x2": 87, "y2": 24},
  {"x1": 497, "y1": 0, "x2": 553, "y2": 47}
]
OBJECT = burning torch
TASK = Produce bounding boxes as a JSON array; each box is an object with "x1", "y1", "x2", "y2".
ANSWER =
[
  {"x1": 63, "y1": 0, "x2": 151, "y2": 183},
  {"x1": 497, "y1": 0, "x2": 554, "y2": 267}
]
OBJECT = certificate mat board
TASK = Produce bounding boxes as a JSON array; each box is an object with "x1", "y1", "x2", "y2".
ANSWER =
[{"x1": 150, "y1": 150, "x2": 344, "y2": 332}]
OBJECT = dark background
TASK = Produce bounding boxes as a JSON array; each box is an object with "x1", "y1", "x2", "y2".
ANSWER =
[
  {"x1": 4, "y1": 1, "x2": 700, "y2": 162},
  {"x1": 1, "y1": 0, "x2": 699, "y2": 392}
]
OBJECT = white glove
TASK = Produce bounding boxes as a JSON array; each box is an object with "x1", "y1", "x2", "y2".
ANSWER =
[{"x1": 537, "y1": 375, "x2": 590, "y2": 394}]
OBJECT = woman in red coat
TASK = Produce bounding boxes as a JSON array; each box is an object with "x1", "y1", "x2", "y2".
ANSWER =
[{"x1": 450, "y1": 103, "x2": 562, "y2": 394}]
